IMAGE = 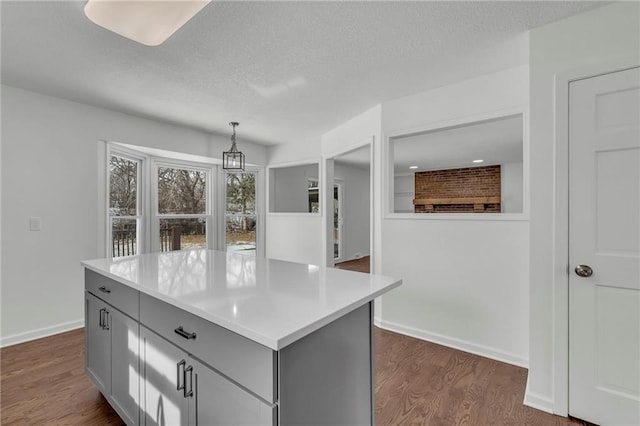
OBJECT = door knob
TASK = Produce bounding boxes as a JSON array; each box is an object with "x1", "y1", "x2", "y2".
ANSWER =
[{"x1": 574, "y1": 265, "x2": 593, "y2": 278}]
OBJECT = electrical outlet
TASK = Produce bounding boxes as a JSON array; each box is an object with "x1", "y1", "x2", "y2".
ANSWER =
[{"x1": 29, "y1": 216, "x2": 42, "y2": 231}]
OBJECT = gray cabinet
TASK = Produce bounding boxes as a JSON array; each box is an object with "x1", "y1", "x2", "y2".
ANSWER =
[
  {"x1": 140, "y1": 326, "x2": 189, "y2": 426},
  {"x1": 110, "y1": 308, "x2": 140, "y2": 426},
  {"x1": 140, "y1": 325, "x2": 274, "y2": 426},
  {"x1": 85, "y1": 292, "x2": 110, "y2": 393},
  {"x1": 190, "y1": 357, "x2": 274, "y2": 426},
  {"x1": 85, "y1": 277, "x2": 140, "y2": 426},
  {"x1": 85, "y1": 269, "x2": 375, "y2": 426}
]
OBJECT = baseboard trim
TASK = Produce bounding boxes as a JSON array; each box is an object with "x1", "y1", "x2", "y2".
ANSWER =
[
  {"x1": 523, "y1": 378, "x2": 556, "y2": 414},
  {"x1": 1, "y1": 319, "x2": 84, "y2": 348},
  {"x1": 377, "y1": 319, "x2": 528, "y2": 368}
]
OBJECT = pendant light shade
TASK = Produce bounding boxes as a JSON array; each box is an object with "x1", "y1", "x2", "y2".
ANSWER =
[{"x1": 223, "y1": 122, "x2": 245, "y2": 171}]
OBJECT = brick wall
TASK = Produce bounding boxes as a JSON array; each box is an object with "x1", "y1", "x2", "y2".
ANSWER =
[{"x1": 414, "y1": 165, "x2": 501, "y2": 213}]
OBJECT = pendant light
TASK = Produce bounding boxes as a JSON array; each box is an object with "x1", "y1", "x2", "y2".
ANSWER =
[{"x1": 223, "y1": 122, "x2": 245, "y2": 171}]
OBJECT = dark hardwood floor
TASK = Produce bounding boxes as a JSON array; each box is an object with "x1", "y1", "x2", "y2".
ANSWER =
[
  {"x1": 0, "y1": 328, "x2": 123, "y2": 425},
  {"x1": 335, "y1": 255, "x2": 371, "y2": 273},
  {"x1": 1, "y1": 255, "x2": 590, "y2": 426},
  {"x1": 0, "y1": 327, "x2": 591, "y2": 425},
  {"x1": 374, "y1": 328, "x2": 591, "y2": 425}
]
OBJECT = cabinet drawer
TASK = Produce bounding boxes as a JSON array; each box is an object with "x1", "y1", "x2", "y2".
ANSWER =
[
  {"x1": 139, "y1": 293, "x2": 276, "y2": 403},
  {"x1": 85, "y1": 269, "x2": 139, "y2": 320}
]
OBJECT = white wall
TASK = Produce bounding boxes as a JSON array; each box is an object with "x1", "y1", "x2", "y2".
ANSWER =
[
  {"x1": 268, "y1": 140, "x2": 321, "y2": 165},
  {"x1": 0, "y1": 85, "x2": 267, "y2": 346},
  {"x1": 393, "y1": 175, "x2": 414, "y2": 213},
  {"x1": 528, "y1": 2, "x2": 640, "y2": 414},
  {"x1": 501, "y1": 161, "x2": 523, "y2": 213},
  {"x1": 379, "y1": 66, "x2": 530, "y2": 367},
  {"x1": 264, "y1": 215, "x2": 323, "y2": 265},
  {"x1": 334, "y1": 161, "x2": 370, "y2": 261}
]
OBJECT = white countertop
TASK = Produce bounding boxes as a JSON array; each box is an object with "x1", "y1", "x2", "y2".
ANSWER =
[{"x1": 82, "y1": 250, "x2": 401, "y2": 350}]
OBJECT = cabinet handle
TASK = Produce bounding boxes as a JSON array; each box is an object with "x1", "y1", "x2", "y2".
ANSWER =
[
  {"x1": 184, "y1": 365, "x2": 193, "y2": 398},
  {"x1": 103, "y1": 310, "x2": 110, "y2": 330},
  {"x1": 174, "y1": 326, "x2": 196, "y2": 340},
  {"x1": 176, "y1": 359, "x2": 186, "y2": 391},
  {"x1": 99, "y1": 308, "x2": 106, "y2": 328},
  {"x1": 98, "y1": 286, "x2": 111, "y2": 294}
]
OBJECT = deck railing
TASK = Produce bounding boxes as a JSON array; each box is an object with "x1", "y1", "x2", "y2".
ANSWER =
[{"x1": 112, "y1": 226, "x2": 181, "y2": 257}]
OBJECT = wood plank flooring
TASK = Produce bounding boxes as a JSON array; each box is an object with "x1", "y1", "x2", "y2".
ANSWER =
[
  {"x1": 335, "y1": 255, "x2": 371, "y2": 273},
  {"x1": 374, "y1": 327, "x2": 591, "y2": 426},
  {"x1": 0, "y1": 327, "x2": 592, "y2": 425},
  {"x1": 1, "y1": 328, "x2": 123, "y2": 425}
]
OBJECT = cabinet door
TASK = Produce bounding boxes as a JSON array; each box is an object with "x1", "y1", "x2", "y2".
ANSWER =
[
  {"x1": 140, "y1": 326, "x2": 189, "y2": 426},
  {"x1": 85, "y1": 292, "x2": 111, "y2": 394},
  {"x1": 110, "y1": 308, "x2": 140, "y2": 426},
  {"x1": 189, "y1": 358, "x2": 275, "y2": 426}
]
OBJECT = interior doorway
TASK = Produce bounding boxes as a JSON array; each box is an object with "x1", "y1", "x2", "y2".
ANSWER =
[{"x1": 329, "y1": 143, "x2": 372, "y2": 272}]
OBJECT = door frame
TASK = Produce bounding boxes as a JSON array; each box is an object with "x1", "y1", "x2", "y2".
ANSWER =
[
  {"x1": 551, "y1": 59, "x2": 639, "y2": 416},
  {"x1": 322, "y1": 137, "x2": 374, "y2": 268}
]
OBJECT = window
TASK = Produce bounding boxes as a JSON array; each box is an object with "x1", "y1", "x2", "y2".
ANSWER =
[
  {"x1": 154, "y1": 163, "x2": 211, "y2": 251},
  {"x1": 389, "y1": 114, "x2": 524, "y2": 215},
  {"x1": 109, "y1": 154, "x2": 142, "y2": 257},
  {"x1": 225, "y1": 171, "x2": 257, "y2": 255},
  {"x1": 268, "y1": 162, "x2": 320, "y2": 213},
  {"x1": 106, "y1": 143, "x2": 264, "y2": 258}
]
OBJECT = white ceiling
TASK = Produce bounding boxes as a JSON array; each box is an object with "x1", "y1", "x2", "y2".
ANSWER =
[
  {"x1": 1, "y1": 1, "x2": 606, "y2": 146},
  {"x1": 393, "y1": 114, "x2": 523, "y2": 175}
]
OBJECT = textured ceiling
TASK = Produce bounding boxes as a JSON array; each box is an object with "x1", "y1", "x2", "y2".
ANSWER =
[{"x1": 1, "y1": 1, "x2": 606, "y2": 146}]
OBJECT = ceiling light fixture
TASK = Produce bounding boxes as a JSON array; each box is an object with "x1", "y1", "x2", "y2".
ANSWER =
[
  {"x1": 473, "y1": 159, "x2": 484, "y2": 163},
  {"x1": 223, "y1": 122, "x2": 245, "y2": 171},
  {"x1": 409, "y1": 165, "x2": 419, "y2": 169},
  {"x1": 84, "y1": 0, "x2": 211, "y2": 47}
]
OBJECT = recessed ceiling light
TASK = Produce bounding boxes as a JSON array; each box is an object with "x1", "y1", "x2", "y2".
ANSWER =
[
  {"x1": 409, "y1": 165, "x2": 419, "y2": 169},
  {"x1": 472, "y1": 159, "x2": 484, "y2": 163},
  {"x1": 84, "y1": 0, "x2": 211, "y2": 47}
]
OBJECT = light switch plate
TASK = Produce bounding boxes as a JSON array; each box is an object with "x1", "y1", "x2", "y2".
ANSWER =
[{"x1": 29, "y1": 216, "x2": 42, "y2": 231}]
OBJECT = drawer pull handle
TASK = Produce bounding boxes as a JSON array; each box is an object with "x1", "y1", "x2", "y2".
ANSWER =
[
  {"x1": 98, "y1": 286, "x2": 111, "y2": 294},
  {"x1": 101, "y1": 309, "x2": 110, "y2": 330},
  {"x1": 184, "y1": 365, "x2": 194, "y2": 398},
  {"x1": 177, "y1": 359, "x2": 186, "y2": 391},
  {"x1": 174, "y1": 326, "x2": 197, "y2": 340},
  {"x1": 99, "y1": 308, "x2": 106, "y2": 329}
]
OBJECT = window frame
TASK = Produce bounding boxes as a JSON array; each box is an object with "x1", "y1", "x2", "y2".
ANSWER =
[
  {"x1": 105, "y1": 142, "x2": 265, "y2": 258},
  {"x1": 106, "y1": 145, "x2": 149, "y2": 257},
  {"x1": 223, "y1": 168, "x2": 261, "y2": 256},
  {"x1": 150, "y1": 158, "x2": 215, "y2": 253}
]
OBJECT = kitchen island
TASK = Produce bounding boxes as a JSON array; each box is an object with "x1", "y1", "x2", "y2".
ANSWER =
[{"x1": 82, "y1": 249, "x2": 401, "y2": 426}]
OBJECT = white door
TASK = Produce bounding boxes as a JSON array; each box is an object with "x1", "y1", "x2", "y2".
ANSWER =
[{"x1": 569, "y1": 67, "x2": 640, "y2": 425}]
